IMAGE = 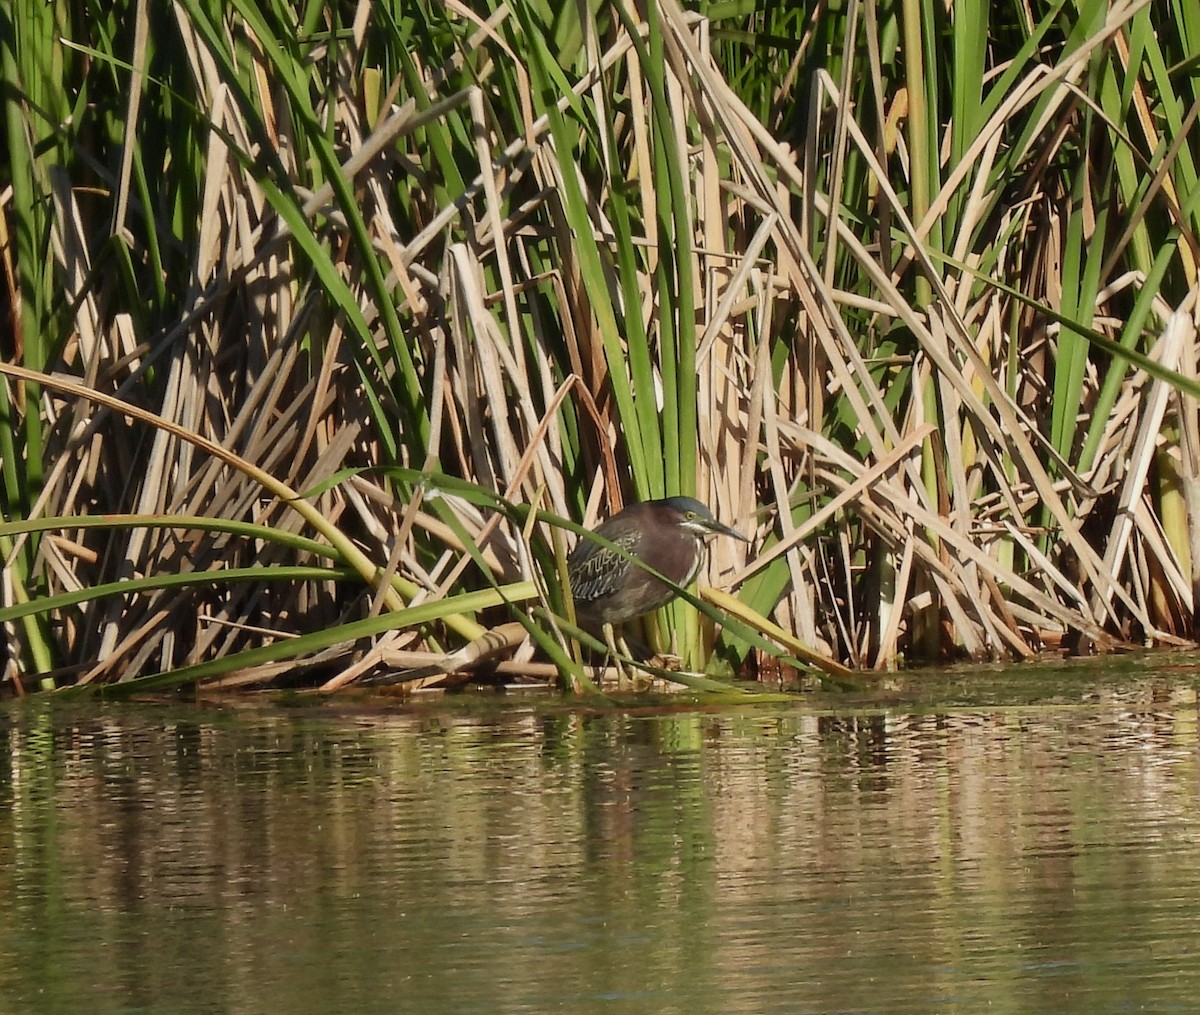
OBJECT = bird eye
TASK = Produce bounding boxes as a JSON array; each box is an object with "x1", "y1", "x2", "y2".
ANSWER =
[{"x1": 685, "y1": 511, "x2": 696, "y2": 520}]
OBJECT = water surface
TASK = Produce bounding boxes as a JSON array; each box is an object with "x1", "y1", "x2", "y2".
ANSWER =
[{"x1": 3, "y1": 658, "x2": 1199, "y2": 1014}]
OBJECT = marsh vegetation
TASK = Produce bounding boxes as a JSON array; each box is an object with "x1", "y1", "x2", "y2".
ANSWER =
[{"x1": 2, "y1": 0, "x2": 1199, "y2": 694}]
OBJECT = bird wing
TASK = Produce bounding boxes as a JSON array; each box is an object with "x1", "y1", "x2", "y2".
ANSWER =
[{"x1": 569, "y1": 528, "x2": 642, "y2": 602}]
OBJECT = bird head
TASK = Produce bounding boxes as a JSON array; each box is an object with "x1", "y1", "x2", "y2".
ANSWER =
[{"x1": 659, "y1": 497, "x2": 750, "y2": 542}]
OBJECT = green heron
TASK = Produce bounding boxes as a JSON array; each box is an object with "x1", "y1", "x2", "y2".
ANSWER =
[{"x1": 567, "y1": 496, "x2": 750, "y2": 671}]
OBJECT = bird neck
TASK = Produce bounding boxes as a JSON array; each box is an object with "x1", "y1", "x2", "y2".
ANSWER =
[{"x1": 680, "y1": 533, "x2": 707, "y2": 588}]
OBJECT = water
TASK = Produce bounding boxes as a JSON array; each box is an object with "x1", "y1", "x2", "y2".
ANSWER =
[{"x1": 2, "y1": 659, "x2": 1199, "y2": 1014}]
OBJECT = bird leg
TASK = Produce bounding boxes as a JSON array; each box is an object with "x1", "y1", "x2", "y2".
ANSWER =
[
  {"x1": 601, "y1": 621, "x2": 621, "y2": 687},
  {"x1": 615, "y1": 630, "x2": 637, "y2": 664},
  {"x1": 617, "y1": 630, "x2": 661, "y2": 690},
  {"x1": 601, "y1": 622, "x2": 633, "y2": 689}
]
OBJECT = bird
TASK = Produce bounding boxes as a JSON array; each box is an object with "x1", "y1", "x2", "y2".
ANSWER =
[{"x1": 566, "y1": 496, "x2": 750, "y2": 675}]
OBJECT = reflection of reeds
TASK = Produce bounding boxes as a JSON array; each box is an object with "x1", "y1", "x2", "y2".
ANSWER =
[
  {"x1": 3, "y1": 691, "x2": 1198, "y2": 1008},
  {"x1": 2, "y1": 1, "x2": 1199, "y2": 691}
]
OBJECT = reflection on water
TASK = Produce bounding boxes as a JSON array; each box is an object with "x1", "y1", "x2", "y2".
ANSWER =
[{"x1": 1, "y1": 669, "x2": 1199, "y2": 1014}]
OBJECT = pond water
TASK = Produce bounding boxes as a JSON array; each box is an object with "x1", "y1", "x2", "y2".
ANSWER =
[{"x1": 3, "y1": 656, "x2": 1200, "y2": 1014}]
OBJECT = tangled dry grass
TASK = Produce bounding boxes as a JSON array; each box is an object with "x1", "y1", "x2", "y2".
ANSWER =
[{"x1": 2, "y1": 0, "x2": 1199, "y2": 693}]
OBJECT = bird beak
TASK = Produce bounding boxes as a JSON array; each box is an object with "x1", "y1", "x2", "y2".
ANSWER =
[{"x1": 703, "y1": 519, "x2": 751, "y2": 542}]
